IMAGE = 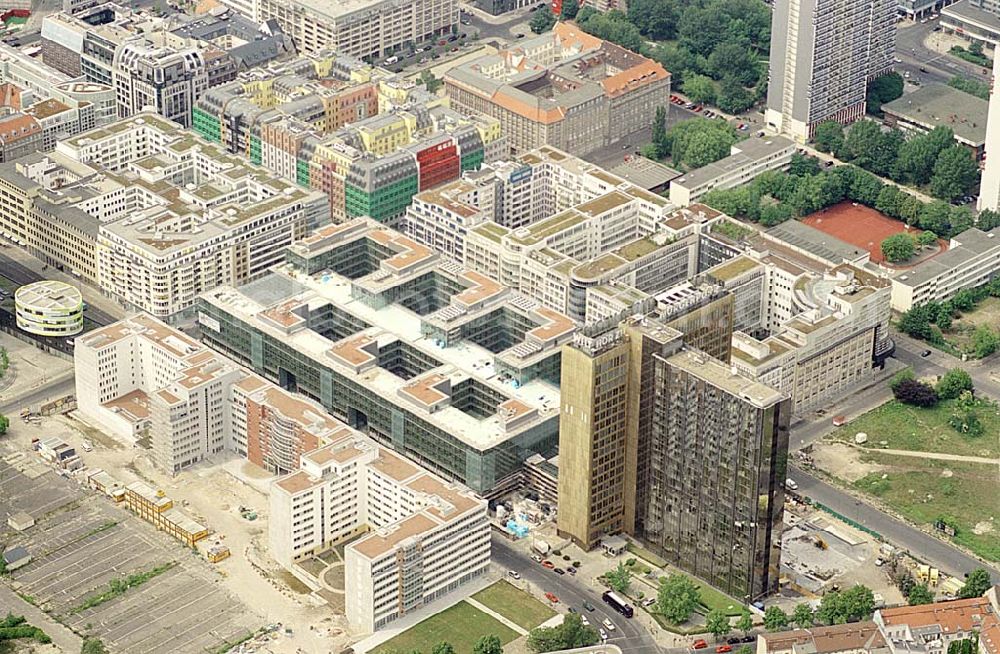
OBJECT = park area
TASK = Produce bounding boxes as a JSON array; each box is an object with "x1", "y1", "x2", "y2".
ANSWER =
[
  {"x1": 373, "y1": 581, "x2": 555, "y2": 654},
  {"x1": 802, "y1": 202, "x2": 944, "y2": 265},
  {"x1": 373, "y1": 601, "x2": 518, "y2": 654},
  {"x1": 817, "y1": 397, "x2": 1000, "y2": 563},
  {"x1": 942, "y1": 297, "x2": 1000, "y2": 353}
]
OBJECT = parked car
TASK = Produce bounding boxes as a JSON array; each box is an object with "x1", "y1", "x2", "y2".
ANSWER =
[
  {"x1": 581, "y1": 615, "x2": 591, "y2": 626},
  {"x1": 693, "y1": 640, "x2": 709, "y2": 650},
  {"x1": 921, "y1": 350, "x2": 932, "y2": 357},
  {"x1": 568, "y1": 606, "x2": 577, "y2": 613},
  {"x1": 532, "y1": 554, "x2": 543, "y2": 563},
  {"x1": 603, "y1": 619, "x2": 616, "y2": 631},
  {"x1": 508, "y1": 570, "x2": 521, "y2": 579},
  {"x1": 716, "y1": 646, "x2": 733, "y2": 653},
  {"x1": 545, "y1": 592, "x2": 559, "y2": 603},
  {"x1": 599, "y1": 628, "x2": 608, "y2": 641},
  {"x1": 542, "y1": 560, "x2": 555, "y2": 569},
  {"x1": 553, "y1": 567, "x2": 565, "y2": 575},
  {"x1": 583, "y1": 601, "x2": 596, "y2": 612},
  {"x1": 643, "y1": 597, "x2": 657, "y2": 607},
  {"x1": 567, "y1": 567, "x2": 577, "y2": 575}
]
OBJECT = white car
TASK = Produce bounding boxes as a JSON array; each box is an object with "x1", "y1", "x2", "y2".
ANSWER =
[
  {"x1": 581, "y1": 615, "x2": 590, "y2": 626},
  {"x1": 643, "y1": 597, "x2": 656, "y2": 607},
  {"x1": 508, "y1": 570, "x2": 521, "y2": 579},
  {"x1": 602, "y1": 618, "x2": 616, "y2": 631},
  {"x1": 81, "y1": 440, "x2": 93, "y2": 452},
  {"x1": 599, "y1": 628, "x2": 608, "y2": 640}
]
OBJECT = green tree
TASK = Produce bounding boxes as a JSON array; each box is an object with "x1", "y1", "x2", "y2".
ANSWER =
[
  {"x1": 907, "y1": 584, "x2": 934, "y2": 605},
  {"x1": 530, "y1": 5, "x2": 556, "y2": 33},
  {"x1": 559, "y1": 0, "x2": 579, "y2": 19},
  {"x1": 576, "y1": 10, "x2": 644, "y2": 51},
  {"x1": 706, "y1": 609, "x2": 731, "y2": 641},
  {"x1": 937, "y1": 368, "x2": 973, "y2": 400},
  {"x1": 959, "y1": 568, "x2": 993, "y2": 598},
  {"x1": 625, "y1": 0, "x2": 676, "y2": 39},
  {"x1": 793, "y1": 603, "x2": 814, "y2": 628},
  {"x1": 898, "y1": 304, "x2": 934, "y2": 340},
  {"x1": 527, "y1": 613, "x2": 599, "y2": 653},
  {"x1": 716, "y1": 75, "x2": 755, "y2": 114},
  {"x1": 841, "y1": 120, "x2": 883, "y2": 163},
  {"x1": 813, "y1": 121, "x2": 845, "y2": 155},
  {"x1": 866, "y1": 72, "x2": 905, "y2": 117},
  {"x1": 881, "y1": 233, "x2": 916, "y2": 263},
  {"x1": 763, "y1": 606, "x2": 789, "y2": 632},
  {"x1": 949, "y1": 409, "x2": 985, "y2": 436},
  {"x1": 667, "y1": 117, "x2": 738, "y2": 169},
  {"x1": 969, "y1": 40, "x2": 984, "y2": 56},
  {"x1": 0, "y1": 414, "x2": 8, "y2": 436},
  {"x1": 930, "y1": 146, "x2": 979, "y2": 202},
  {"x1": 707, "y1": 39, "x2": 760, "y2": 87},
  {"x1": 657, "y1": 573, "x2": 701, "y2": 625},
  {"x1": 789, "y1": 153, "x2": 821, "y2": 177},
  {"x1": 917, "y1": 230, "x2": 938, "y2": 247},
  {"x1": 936, "y1": 303, "x2": 953, "y2": 331},
  {"x1": 473, "y1": 634, "x2": 504, "y2": 654},
  {"x1": 894, "y1": 132, "x2": 946, "y2": 185},
  {"x1": 606, "y1": 561, "x2": 631, "y2": 593},
  {"x1": 817, "y1": 586, "x2": 876, "y2": 625},
  {"x1": 948, "y1": 638, "x2": 980, "y2": 654},
  {"x1": 978, "y1": 208, "x2": 1000, "y2": 230},
  {"x1": 890, "y1": 369, "x2": 916, "y2": 391},
  {"x1": 971, "y1": 325, "x2": 1000, "y2": 358},
  {"x1": 683, "y1": 74, "x2": 718, "y2": 105},
  {"x1": 736, "y1": 607, "x2": 754, "y2": 635},
  {"x1": 420, "y1": 70, "x2": 442, "y2": 93},
  {"x1": 81, "y1": 640, "x2": 110, "y2": 654},
  {"x1": 949, "y1": 205, "x2": 974, "y2": 236},
  {"x1": 652, "y1": 106, "x2": 669, "y2": 159}
]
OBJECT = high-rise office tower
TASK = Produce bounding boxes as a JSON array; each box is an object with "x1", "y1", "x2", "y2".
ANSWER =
[
  {"x1": 766, "y1": 0, "x2": 896, "y2": 142},
  {"x1": 979, "y1": 55, "x2": 1000, "y2": 212},
  {"x1": 557, "y1": 313, "x2": 789, "y2": 598}
]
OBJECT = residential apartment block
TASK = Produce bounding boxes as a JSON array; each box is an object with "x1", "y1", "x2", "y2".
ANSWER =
[
  {"x1": 444, "y1": 23, "x2": 670, "y2": 156},
  {"x1": 558, "y1": 316, "x2": 789, "y2": 599},
  {"x1": 196, "y1": 218, "x2": 572, "y2": 495},
  {"x1": 766, "y1": 0, "x2": 896, "y2": 141},
  {"x1": 255, "y1": 0, "x2": 458, "y2": 60},
  {"x1": 44, "y1": 113, "x2": 329, "y2": 318},
  {"x1": 758, "y1": 623, "x2": 890, "y2": 654},
  {"x1": 890, "y1": 226, "x2": 1000, "y2": 311},
  {"x1": 193, "y1": 51, "x2": 505, "y2": 225},
  {"x1": 669, "y1": 136, "x2": 796, "y2": 206},
  {"x1": 270, "y1": 428, "x2": 488, "y2": 633},
  {"x1": 979, "y1": 53, "x2": 1000, "y2": 212},
  {"x1": 874, "y1": 596, "x2": 1000, "y2": 654}
]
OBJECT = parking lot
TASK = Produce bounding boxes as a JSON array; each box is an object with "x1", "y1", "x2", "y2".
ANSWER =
[{"x1": 0, "y1": 447, "x2": 258, "y2": 654}]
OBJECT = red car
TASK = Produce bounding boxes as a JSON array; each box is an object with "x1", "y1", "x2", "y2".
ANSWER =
[
  {"x1": 545, "y1": 592, "x2": 559, "y2": 603},
  {"x1": 541, "y1": 560, "x2": 555, "y2": 569},
  {"x1": 692, "y1": 640, "x2": 708, "y2": 650},
  {"x1": 716, "y1": 646, "x2": 733, "y2": 653},
  {"x1": 693, "y1": 105, "x2": 703, "y2": 112}
]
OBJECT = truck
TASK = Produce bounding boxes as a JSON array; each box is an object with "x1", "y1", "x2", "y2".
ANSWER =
[{"x1": 532, "y1": 539, "x2": 550, "y2": 556}]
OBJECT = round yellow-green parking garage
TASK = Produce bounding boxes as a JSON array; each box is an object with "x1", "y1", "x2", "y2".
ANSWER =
[{"x1": 15, "y1": 280, "x2": 84, "y2": 337}]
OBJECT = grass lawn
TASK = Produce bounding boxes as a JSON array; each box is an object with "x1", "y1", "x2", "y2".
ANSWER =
[
  {"x1": 373, "y1": 601, "x2": 519, "y2": 654},
  {"x1": 471, "y1": 580, "x2": 555, "y2": 631},
  {"x1": 853, "y1": 453, "x2": 1000, "y2": 562},
  {"x1": 829, "y1": 399, "x2": 1000, "y2": 458},
  {"x1": 625, "y1": 544, "x2": 741, "y2": 616},
  {"x1": 944, "y1": 297, "x2": 1000, "y2": 353}
]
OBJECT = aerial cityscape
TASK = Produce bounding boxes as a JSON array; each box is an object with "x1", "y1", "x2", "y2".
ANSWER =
[{"x1": 0, "y1": 0, "x2": 996, "y2": 651}]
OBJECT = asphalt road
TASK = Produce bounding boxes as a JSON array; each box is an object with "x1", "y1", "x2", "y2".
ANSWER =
[
  {"x1": 895, "y1": 17, "x2": 990, "y2": 86},
  {"x1": 491, "y1": 536, "x2": 662, "y2": 654},
  {"x1": 0, "y1": 373, "x2": 75, "y2": 414}
]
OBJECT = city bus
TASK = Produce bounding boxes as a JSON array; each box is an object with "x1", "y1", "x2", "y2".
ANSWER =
[{"x1": 602, "y1": 591, "x2": 634, "y2": 618}]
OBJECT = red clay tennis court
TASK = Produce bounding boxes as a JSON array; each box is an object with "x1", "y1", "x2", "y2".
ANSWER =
[{"x1": 802, "y1": 201, "x2": 921, "y2": 264}]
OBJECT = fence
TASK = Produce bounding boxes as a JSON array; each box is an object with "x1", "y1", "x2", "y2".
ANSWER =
[{"x1": 812, "y1": 501, "x2": 883, "y2": 541}]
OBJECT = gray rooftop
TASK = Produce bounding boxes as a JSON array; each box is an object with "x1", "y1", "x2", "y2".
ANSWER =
[
  {"x1": 608, "y1": 157, "x2": 681, "y2": 190},
  {"x1": 881, "y1": 84, "x2": 988, "y2": 146},
  {"x1": 672, "y1": 135, "x2": 794, "y2": 189},
  {"x1": 894, "y1": 226, "x2": 1000, "y2": 288},
  {"x1": 766, "y1": 220, "x2": 868, "y2": 265},
  {"x1": 943, "y1": 0, "x2": 1000, "y2": 32}
]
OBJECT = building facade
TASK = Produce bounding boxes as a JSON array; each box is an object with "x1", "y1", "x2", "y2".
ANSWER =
[
  {"x1": 766, "y1": 0, "x2": 896, "y2": 141},
  {"x1": 669, "y1": 136, "x2": 796, "y2": 206},
  {"x1": 270, "y1": 430, "x2": 489, "y2": 633},
  {"x1": 444, "y1": 23, "x2": 670, "y2": 156}
]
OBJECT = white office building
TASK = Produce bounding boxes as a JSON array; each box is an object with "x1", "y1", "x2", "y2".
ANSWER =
[
  {"x1": 270, "y1": 429, "x2": 489, "y2": 634},
  {"x1": 74, "y1": 314, "x2": 243, "y2": 471},
  {"x1": 669, "y1": 136, "x2": 796, "y2": 206}
]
